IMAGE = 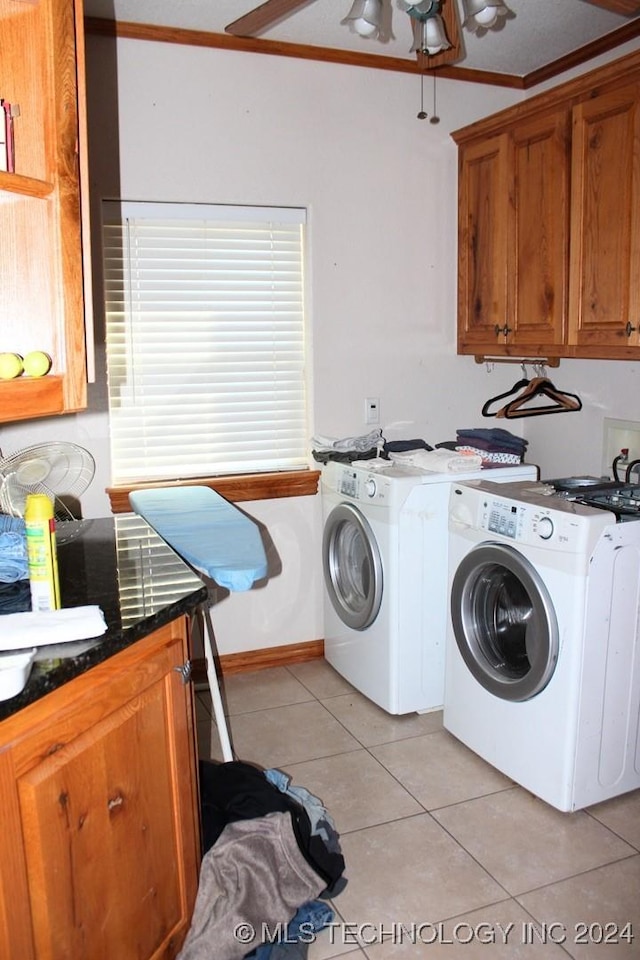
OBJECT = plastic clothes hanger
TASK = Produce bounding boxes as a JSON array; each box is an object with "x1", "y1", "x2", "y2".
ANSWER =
[
  {"x1": 496, "y1": 378, "x2": 582, "y2": 419},
  {"x1": 481, "y1": 375, "x2": 530, "y2": 418}
]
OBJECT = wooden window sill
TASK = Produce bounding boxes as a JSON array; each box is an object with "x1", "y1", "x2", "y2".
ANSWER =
[{"x1": 107, "y1": 469, "x2": 321, "y2": 514}]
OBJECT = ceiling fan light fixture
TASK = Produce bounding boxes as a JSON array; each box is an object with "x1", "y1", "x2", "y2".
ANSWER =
[
  {"x1": 462, "y1": 0, "x2": 510, "y2": 33},
  {"x1": 409, "y1": 12, "x2": 451, "y2": 54},
  {"x1": 342, "y1": 0, "x2": 383, "y2": 38}
]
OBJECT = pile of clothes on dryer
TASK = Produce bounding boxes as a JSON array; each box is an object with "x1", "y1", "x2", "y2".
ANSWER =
[
  {"x1": 454, "y1": 427, "x2": 528, "y2": 467},
  {"x1": 177, "y1": 760, "x2": 346, "y2": 960}
]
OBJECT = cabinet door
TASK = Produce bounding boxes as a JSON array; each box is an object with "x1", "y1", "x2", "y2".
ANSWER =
[
  {"x1": 568, "y1": 82, "x2": 640, "y2": 355},
  {"x1": 0, "y1": 620, "x2": 200, "y2": 960},
  {"x1": 510, "y1": 110, "x2": 570, "y2": 352},
  {"x1": 457, "y1": 133, "x2": 511, "y2": 353},
  {"x1": 0, "y1": 0, "x2": 90, "y2": 422}
]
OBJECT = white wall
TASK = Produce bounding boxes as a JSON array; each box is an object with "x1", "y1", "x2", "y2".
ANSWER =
[{"x1": 1, "y1": 36, "x2": 639, "y2": 653}]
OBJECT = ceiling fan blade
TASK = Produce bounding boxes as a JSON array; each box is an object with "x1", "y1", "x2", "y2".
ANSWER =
[
  {"x1": 580, "y1": 0, "x2": 640, "y2": 14},
  {"x1": 226, "y1": 0, "x2": 315, "y2": 37}
]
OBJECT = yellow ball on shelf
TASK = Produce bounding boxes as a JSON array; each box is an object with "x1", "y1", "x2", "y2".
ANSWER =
[
  {"x1": 23, "y1": 351, "x2": 52, "y2": 378},
  {"x1": 0, "y1": 353, "x2": 24, "y2": 380}
]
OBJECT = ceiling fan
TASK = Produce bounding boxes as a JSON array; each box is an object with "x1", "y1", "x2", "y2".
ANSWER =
[
  {"x1": 226, "y1": 0, "x2": 462, "y2": 68},
  {"x1": 226, "y1": 0, "x2": 640, "y2": 39},
  {"x1": 226, "y1": 0, "x2": 640, "y2": 70}
]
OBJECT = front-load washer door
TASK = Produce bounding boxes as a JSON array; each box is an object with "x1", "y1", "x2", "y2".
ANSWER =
[
  {"x1": 323, "y1": 502, "x2": 383, "y2": 631},
  {"x1": 450, "y1": 542, "x2": 559, "y2": 702}
]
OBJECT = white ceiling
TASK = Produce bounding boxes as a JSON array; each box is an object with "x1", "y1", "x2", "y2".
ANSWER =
[{"x1": 83, "y1": 0, "x2": 640, "y2": 79}]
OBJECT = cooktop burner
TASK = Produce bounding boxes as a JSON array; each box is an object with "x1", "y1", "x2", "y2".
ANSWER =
[{"x1": 547, "y1": 478, "x2": 640, "y2": 521}]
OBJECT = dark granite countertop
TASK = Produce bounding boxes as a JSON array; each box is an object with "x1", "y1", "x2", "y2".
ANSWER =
[{"x1": 0, "y1": 514, "x2": 207, "y2": 721}]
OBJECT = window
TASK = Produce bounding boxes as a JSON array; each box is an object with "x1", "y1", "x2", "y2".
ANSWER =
[{"x1": 102, "y1": 202, "x2": 309, "y2": 485}]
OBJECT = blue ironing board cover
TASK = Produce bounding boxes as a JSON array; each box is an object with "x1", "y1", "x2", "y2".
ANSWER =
[{"x1": 129, "y1": 486, "x2": 268, "y2": 592}]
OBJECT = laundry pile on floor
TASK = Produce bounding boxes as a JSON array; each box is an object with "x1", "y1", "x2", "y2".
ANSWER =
[
  {"x1": 454, "y1": 427, "x2": 528, "y2": 466},
  {"x1": 178, "y1": 760, "x2": 346, "y2": 960}
]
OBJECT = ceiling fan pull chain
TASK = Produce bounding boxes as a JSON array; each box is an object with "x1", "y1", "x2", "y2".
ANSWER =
[
  {"x1": 430, "y1": 74, "x2": 440, "y2": 124},
  {"x1": 417, "y1": 71, "x2": 428, "y2": 119}
]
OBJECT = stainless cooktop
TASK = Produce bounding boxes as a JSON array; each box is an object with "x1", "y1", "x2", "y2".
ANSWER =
[{"x1": 547, "y1": 477, "x2": 640, "y2": 521}]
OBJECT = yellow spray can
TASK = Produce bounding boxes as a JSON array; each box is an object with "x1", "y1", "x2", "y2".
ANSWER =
[{"x1": 24, "y1": 493, "x2": 61, "y2": 611}]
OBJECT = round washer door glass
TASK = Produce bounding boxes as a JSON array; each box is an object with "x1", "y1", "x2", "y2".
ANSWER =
[
  {"x1": 323, "y1": 502, "x2": 383, "y2": 631},
  {"x1": 450, "y1": 542, "x2": 559, "y2": 701}
]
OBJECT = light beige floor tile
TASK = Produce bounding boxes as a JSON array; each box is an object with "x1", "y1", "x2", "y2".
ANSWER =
[
  {"x1": 308, "y1": 902, "x2": 368, "y2": 960},
  {"x1": 201, "y1": 699, "x2": 361, "y2": 768},
  {"x1": 335, "y1": 814, "x2": 506, "y2": 935},
  {"x1": 194, "y1": 691, "x2": 213, "y2": 721},
  {"x1": 288, "y1": 659, "x2": 356, "y2": 699},
  {"x1": 321, "y1": 692, "x2": 443, "y2": 747},
  {"x1": 219, "y1": 666, "x2": 314, "y2": 715},
  {"x1": 587, "y1": 789, "x2": 640, "y2": 851},
  {"x1": 362, "y1": 898, "x2": 569, "y2": 959},
  {"x1": 517, "y1": 855, "x2": 640, "y2": 958},
  {"x1": 286, "y1": 749, "x2": 423, "y2": 834},
  {"x1": 371, "y1": 730, "x2": 513, "y2": 810},
  {"x1": 432, "y1": 788, "x2": 635, "y2": 896}
]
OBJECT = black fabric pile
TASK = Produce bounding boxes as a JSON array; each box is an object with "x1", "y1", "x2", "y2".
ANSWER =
[{"x1": 177, "y1": 760, "x2": 346, "y2": 960}]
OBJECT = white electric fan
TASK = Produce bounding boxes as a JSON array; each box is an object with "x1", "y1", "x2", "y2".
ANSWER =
[{"x1": 0, "y1": 442, "x2": 95, "y2": 542}]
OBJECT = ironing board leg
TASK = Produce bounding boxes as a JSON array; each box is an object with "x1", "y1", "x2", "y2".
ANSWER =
[{"x1": 200, "y1": 604, "x2": 234, "y2": 762}]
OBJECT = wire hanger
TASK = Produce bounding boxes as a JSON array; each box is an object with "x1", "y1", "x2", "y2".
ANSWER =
[{"x1": 496, "y1": 377, "x2": 582, "y2": 419}]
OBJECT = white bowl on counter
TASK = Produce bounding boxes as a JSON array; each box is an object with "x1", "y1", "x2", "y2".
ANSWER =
[{"x1": 0, "y1": 647, "x2": 37, "y2": 700}]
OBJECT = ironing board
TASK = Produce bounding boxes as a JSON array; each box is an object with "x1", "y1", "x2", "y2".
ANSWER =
[{"x1": 129, "y1": 486, "x2": 268, "y2": 761}]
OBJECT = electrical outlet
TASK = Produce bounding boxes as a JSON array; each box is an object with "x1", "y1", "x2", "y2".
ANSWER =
[{"x1": 365, "y1": 397, "x2": 380, "y2": 425}]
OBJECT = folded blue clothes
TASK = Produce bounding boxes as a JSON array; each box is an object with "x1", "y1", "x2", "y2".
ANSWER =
[
  {"x1": 0, "y1": 516, "x2": 28, "y2": 583},
  {"x1": 457, "y1": 429, "x2": 527, "y2": 454},
  {"x1": 457, "y1": 427, "x2": 528, "y2": 448}
]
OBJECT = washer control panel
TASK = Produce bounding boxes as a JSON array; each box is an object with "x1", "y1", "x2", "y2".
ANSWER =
[
  {"x1": 482, "y1": 499, "x2": 523, "y2": 540},
  {"x1": 450, "y1": 479, "x2": 616, "y2": 555}
]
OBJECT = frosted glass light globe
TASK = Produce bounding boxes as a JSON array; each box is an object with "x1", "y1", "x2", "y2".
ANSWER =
[
  {"x1": 474, "y1": 7, "x2": 498, "y2": 26},
  {"x1": 354, "y1": 16, "x2": 378, "y2": 36}
]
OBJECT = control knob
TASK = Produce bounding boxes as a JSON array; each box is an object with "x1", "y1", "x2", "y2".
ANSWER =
[
  {"x1": 537, "y1": 515, "x2": 554, "y2": 540},
  {"x1": 365, "y1": 478, "x2": 377, "y2": 498}
]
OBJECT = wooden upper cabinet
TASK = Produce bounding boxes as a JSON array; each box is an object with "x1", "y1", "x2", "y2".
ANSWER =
[
  {"x1": 0, "y1": 0, "x2": 91, "y2": 422},
  {"x1": 510, "y1": 111, "x2": 570, "y2": 353},
  {"x1": 457, "y1": 133, "x2": 510, "y2": 352},
  {"x1": 568, "y1": 81, "x2": 640, "y2": 356},
  {"x1": 456, "y1": 112, "x2": 570, "y2": 358},
  {"x1": 454, "y1": 48, "x2": 640, "y2": 361}
]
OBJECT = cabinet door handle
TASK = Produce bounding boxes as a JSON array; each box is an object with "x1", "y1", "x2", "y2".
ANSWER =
[
  {"x1": 174, "y1": 659, "x2": 193, "y2": 684},
  {"x1": 625, "y1": 321, "x2": 637, "y2": 338},
  {"x1": 494, "y1": 324, "x2": 512, "y2": 338}
]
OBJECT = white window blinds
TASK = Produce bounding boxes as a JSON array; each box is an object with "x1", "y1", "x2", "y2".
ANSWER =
[{"x1": 102, "y1": 202, "x2": 309, "y2": 484}]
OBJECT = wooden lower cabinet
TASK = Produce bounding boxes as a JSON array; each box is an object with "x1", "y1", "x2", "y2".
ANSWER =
[{"x1": 0, "y1": 619, "x2": 200, "y2": 960}]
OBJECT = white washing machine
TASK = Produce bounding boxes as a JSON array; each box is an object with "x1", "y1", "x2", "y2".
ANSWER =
[
  {"x1": 321, "y1": 459, "x2": 538, "y2": 715},
  {"x1": 444, "y1": 478, "x2": 640, "y2": 811}
]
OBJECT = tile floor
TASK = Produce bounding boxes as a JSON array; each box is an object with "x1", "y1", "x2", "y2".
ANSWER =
[{"x1": 195, "y1": 660, "x2": 640, "y2": 959}]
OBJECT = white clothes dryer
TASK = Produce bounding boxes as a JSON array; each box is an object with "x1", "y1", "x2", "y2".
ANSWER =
[
  {"x1": 321, "y1": 459, "x2": 538, "y2": 715},
  {"x1": 444, "y1": 479, "x2": 640, "y2": 811}
]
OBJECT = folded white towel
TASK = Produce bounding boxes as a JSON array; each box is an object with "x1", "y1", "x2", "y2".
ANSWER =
[
  {"x1": 388, "y1": 449, "x2": 483, "y2": 473},
  {"x1": 0, "y1": 605, "x2": 107, "y2": 652}
]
